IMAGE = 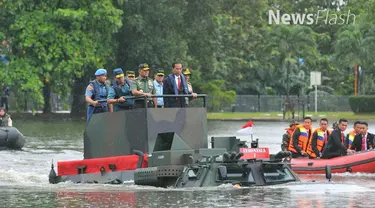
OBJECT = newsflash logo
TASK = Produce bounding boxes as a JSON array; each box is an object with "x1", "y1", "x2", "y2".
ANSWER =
[{"x1": 268, "y1": 10, "x2": 356, "y2": 25}]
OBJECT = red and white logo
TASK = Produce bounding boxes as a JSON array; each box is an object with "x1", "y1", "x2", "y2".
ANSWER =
[{"x1": 240, "y1": 148, "x2": 270, "y2": 159}]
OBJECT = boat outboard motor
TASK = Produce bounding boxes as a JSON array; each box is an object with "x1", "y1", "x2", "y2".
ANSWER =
[
  {"x1": 325, "y1": 165, "x2": 332, "y2": 182},
  {"x1": 49, "y1": 161, "x2": 58, "y2": 184}
]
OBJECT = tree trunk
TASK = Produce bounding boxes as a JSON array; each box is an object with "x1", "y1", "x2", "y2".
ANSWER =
[
  {"x1": 42, "y1": 81, "x2": 52, "y2": 114},
  {"x1": 24, "y1": 95, "x2": 27, "y2": 112},
  {"x1": 70, "y1": 75, "x2": 88, "y2": 117}
]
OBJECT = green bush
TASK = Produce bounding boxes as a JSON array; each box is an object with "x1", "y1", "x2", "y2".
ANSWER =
[
  {"x1": 201, "y1": 80, "x2": 236, "y2": 112},
  {"x1": 349, "y1": 96, "x2": 375, "y2": 113}
]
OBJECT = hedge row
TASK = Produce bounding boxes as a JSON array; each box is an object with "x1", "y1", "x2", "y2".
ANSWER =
[{"x1": 349, "y1": 96, "x2": 375, "y2": 113}]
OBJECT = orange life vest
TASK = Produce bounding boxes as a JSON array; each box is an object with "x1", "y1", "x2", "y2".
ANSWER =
[
  {"x1": 306, "y1": 128, "x2": 331, "y2": 158},
  {"x1": 346, "y1": 130, "x2": 356, "y2": 149},
  {"x1": 285, "y1": 128, "x2": 294, "y2": 136},
  {"x1": 287, "y1": 125, "x2": 312, "y2": 153}
]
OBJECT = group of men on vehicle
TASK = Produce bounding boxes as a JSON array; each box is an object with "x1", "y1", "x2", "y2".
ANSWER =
[
  {"x1": 282, "y1": 117, "x2": 374, "y2": 159},
  {"x1": 85, "y1": 62, "x2": 197, "y2": 122}
]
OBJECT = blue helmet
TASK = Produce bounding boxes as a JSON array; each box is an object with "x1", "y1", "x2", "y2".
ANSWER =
[
  {"x1": 113, "y1": 68, "x2": 124, "y2": 77},
  {"x1": 95, "y1": 68, "x2": 107, "y2": 76}
]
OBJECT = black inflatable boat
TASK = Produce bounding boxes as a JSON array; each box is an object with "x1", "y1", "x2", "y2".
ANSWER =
[{"x1": 0, "y1": 127, "x2": 25, "y2": 150}]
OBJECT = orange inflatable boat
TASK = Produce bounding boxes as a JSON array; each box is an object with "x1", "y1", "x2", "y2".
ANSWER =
[{"x1": 291, "y1": 150, "x2": 375, "y2": 174}]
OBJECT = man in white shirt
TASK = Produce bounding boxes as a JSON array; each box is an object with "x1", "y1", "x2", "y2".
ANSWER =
[
  {"x1": 163, "y1": 63, "x2": 196, "y2": 108},
  {"x1": 350, "y1": 122, "x2": 374, "y2": 151}
]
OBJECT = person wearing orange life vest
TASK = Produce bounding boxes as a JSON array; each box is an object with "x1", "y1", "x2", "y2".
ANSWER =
[
  {"x1": 345, "y1": 120, "x2": 361, "y2": 149},
  {"x1": 306, "y1": 118, "x2": 331, "y2": 158},
  {"x1": 288, "y1": 117, "x2": 313, "y2": 158},
  {"x1": 281, "y1": 120, "x2": 299, "y2": 151}
]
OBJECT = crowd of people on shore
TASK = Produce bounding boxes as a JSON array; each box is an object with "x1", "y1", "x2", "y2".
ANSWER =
[
  {"x1": 85, "y1": 62, "x2": 197, "y2": 121},
  {"x1": 281, "y1": 117, "x2": 374, "y2": 159}
]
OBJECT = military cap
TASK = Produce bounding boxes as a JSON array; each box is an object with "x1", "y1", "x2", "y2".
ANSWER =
[
  {"x1": 95, "y1": 68, "x2": 107, "y2": 76},
  {"x1": 156, "y1": 69, "x2": 164, "y2": 76},
  {"x1": 289, "y1": 120, "x2": 299, "y2": 127},
  {"x1": 126, "y1": 71, "x2": 135, "y2": 77},
  {"x1": 138, "y1": 63, "x2": 150, "y2": 71},
  {"x1": 182, "y1": 68, "x2": 192, "y2": 75},
  {"x1": 113, "y1": 68, "x2": 124, "y2": 78}
]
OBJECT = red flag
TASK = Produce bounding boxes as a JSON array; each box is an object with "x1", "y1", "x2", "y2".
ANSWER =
[
  {"x1": 242, "y1": 120, "x2": 253, "y2": 128},
  {"x1": 237, "y1": 120, "x2": 253, "y2": 135}
]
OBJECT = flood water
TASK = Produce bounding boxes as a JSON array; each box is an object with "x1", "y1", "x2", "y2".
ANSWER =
[{"x1": 1, "y1": 119, "x2": 375, "y2": 208}]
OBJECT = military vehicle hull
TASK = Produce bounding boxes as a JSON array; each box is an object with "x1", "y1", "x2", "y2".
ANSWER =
[
  {"x1": 50, "y1": 150, "x2": 298, "y2": 187},
  {"x1": 49, "y1": 124, "x2": 299, "y2": 187},
  {"x1": 0, "y1": 127, "x2": 25, "y2": 150},
  {"x1": 135, "y1": 151, "x2": 299, "y2": 188},
  {"x1": 50, "y1": 96, "x2": 300, "y2": 187}
]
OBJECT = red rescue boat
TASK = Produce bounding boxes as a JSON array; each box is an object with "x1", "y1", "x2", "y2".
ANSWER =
[{"x1": 291, "y1": 150, "x2": 375, "y2": 174}]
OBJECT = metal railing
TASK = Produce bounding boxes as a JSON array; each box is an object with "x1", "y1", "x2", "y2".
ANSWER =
[
  {"x1": 131, "y1": 94, "x2": 207, "y2": 108},
  {"x1": 7, "y1": 94, "x2": 352, "y2": 113}
]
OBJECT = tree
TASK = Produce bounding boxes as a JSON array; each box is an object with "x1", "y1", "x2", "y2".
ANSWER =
[
  {"x1": 264, "y1": 25, "x2": 317, "y2": 95},
  {"x1": 1, "y1": 0, "x2": 123, "y2": 114},
  {"x1": 201, "y1": 80, "x2": 236, "y2": 112}
]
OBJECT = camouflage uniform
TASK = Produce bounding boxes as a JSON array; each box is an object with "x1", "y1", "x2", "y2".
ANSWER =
[
  {"x1": 130, "y1": 76, "x2": 156, "y2": 108},
  {"x1": 0, "y1": 113, "x2": 11, "y2": 127},
  {"x1": 281, "y1": 121, "x2": 299, "y2": 151},
  {"x1": 281, "y1": 132, "x2": 290, "y2": 151}
]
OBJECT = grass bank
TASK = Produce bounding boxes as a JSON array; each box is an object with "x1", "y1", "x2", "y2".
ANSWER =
[{"x1": 206, "y1": 112, "x2": 375, "y2": 121}]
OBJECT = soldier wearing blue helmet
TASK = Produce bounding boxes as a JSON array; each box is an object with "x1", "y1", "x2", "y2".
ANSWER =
[
  {"x1": 85, "y1": 68, "x2": 109, "y2": 122},
  {"x1": 107, "y1": 68, "x2": 134, "y2": 111}
]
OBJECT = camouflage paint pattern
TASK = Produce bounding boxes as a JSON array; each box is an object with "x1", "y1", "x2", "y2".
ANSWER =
[{"x1": 84, "y1": 107, "x2": 208, "y2": 159}]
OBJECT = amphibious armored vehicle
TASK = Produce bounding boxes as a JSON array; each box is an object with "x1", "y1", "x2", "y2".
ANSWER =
[{"x1": 49, "y1": 95, "x2": 300, "y2": 187}]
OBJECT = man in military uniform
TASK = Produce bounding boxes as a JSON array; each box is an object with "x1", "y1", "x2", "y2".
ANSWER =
[
  {"x1": 154, "y1": 69, "x2": 164, "y2": 108},
  {"x1": 107, "y1": 68, "x2": 134, "y2": 111},
  {"x1": 281, "y1": 120, "x2": 298, "y2": 151},
  {"x1": 0, "y1": 107, "x2": 12, "y2": 127},
  {"x1": 182, "y1": 68, "x2": 198, "y2": 106},
  {"x1": 0, "y1": 83, "x2": 10, "y2": 112},
  {"x1": 182, "y1": 68, "x2": 193, "y2": 93},
  {"x1": 130, "y1": 63, "x2": 157, "y2": 108},
  {"x1": 126, "y1": 71, "x2": 136, "y2": 81},
  {"x1": 85, "y1": 68, "x2": 109, "y2": 122}
]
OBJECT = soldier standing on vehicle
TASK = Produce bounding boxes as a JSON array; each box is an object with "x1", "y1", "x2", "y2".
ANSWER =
[
  {"x1": 130, "y1": 63, "x2": 157, "y2": 108},
  {"x1": 85, "y1": 69, "x2": 109, "y2": 122}
]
